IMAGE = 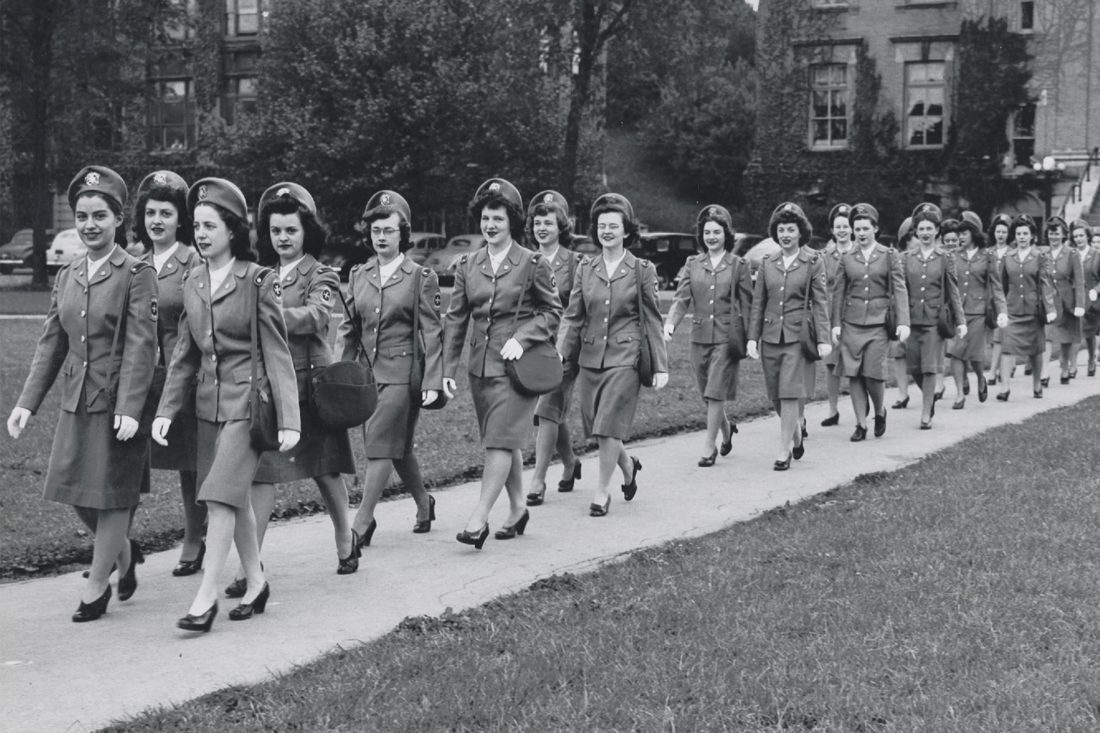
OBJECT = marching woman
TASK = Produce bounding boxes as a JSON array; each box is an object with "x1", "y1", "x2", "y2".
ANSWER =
[
  {"x1": 987, "y1": 214, "x2": 1014, "y2": 385},
  {"x1": 341, "y1": 190, "x2": 443, "y2": 550},
  {"x1": 995, "y1": 214, "x2": 1057, "y2": 400},
  {"x1": 901, "y1": 204, "x2": 964, "y2": 429},
  {"x1": 947, "y1": 212, "x2": 1008, "y2": 407},
  {"x1": 237, "y1": 183, "x2": 356, "y2": 586},
  {"x1": 153, "y1": 178, "x2": 300, "y2": 632},
  {"x1": 818, "y1": 203, "x2": 854, "y2": 427},
  {"x1": 444, "y1": 178, "x2": 561, "y2": 545},
  {"x1": 7, "y1": 167, "x2": 157, "y2": 621},
  {"x1": 133, "y1": 170, "x2": 206, "y2": 576},
  {"x1": 525, "y1": 191, "x2": 582, "y2": 506},
  {"x1": 1072, "y1": 219, "x2": 1100, "y2": 375},
  {"x1": 831, "y1": 203, "x2": 909, "y2": 441},
  {"x1": 559, "y1": 193, "x2": 667, "y2": 513},
  {"x1": 746, "y1": 202, "x2": 830, "y2": 470},
  {"x1": 663, "y1": 204, "x2": 752, "y2": 465},
  {"x1": 1043, "y1": 216, "x2": 1085, "y2": 383}
]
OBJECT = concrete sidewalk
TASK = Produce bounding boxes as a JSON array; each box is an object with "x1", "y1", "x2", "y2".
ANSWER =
[{"x1": 2, "y1": 368, "x2": 1098, "y2": 732}]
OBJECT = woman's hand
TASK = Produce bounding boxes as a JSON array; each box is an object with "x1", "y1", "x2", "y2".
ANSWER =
[
  {"x1": 1046, "y1": 311, "x2": 1057, "y2": 323},
  {"x1": 278, "y1": 429, "x2": 300, "y2": 452},
  {"x1": 653, "y1": 372, "x2": 669, "y2": 390},
  {"x1": 1074, "y1": 306, "x2": 1085, "y2": 317},
  {"x1": 661, "y1": 323, "x2": 675, "y2": 342},
  {"x1": 421, "y1": 389, "x2": 439, "y2": 406},
  {"x1": 817, "y1": 343, "x2": 832, "y2": 359},
  {"x1": 442, "y1": 378, "x2": 457, "y2": 399},
  {"x1": 956, "y1": 323, "x2": 968, "y2": 339},
  {"x1": 996, "y1": 312, "x2": 1008, "y2": 329},
  {"x1": 6, "y1": 407, "x2": 31, "y2": 439},
  {"x1": 152, "y1": 417, "x2": 171, "y2": 446},
  {"x1": 500, "y1": 338, "x2": 524, "y2": 360},
  {"x1": 114, "y1": 414, "x2": 139, "y2": 441},
  {"x1": 746, "y1": 340, "x2": 760, "y2": 360},
  {"x1": 831, "y1": 326, "x2": 841, "y2": 345},
  {"x1": 896, "y1": 325, "x2": 911, "y2": 342}
]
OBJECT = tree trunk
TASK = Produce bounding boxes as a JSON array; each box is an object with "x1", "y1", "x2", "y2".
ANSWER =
[{"x1": 26, "y1": 1, "x2": 62, "y2": 289}]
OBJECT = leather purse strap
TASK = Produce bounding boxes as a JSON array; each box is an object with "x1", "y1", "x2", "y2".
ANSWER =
[
  {"x1": 106, "y1": 265, "x2": 137, "y2": 404},
  {"x1": 634, "y1": 257, "x2": 650, "y2": 362},
  {"x1": 508, "y1": 250, "x2": 538, "y2": 335},
  {"x1": 728, "y1": 255, "x2": 742, "y2": 329},
  {"x1": 336, "y1": 272, "x2": 372, "y2": 367},
  {"x1": 249, "y1": 267, "x2": 266, "y2": 390},
  {"x1": 411, "y1": 264, "x2": 421, "y2": 379}
]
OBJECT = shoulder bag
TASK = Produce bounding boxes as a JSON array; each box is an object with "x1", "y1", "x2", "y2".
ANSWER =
[
  {"x1": 936, "y1": 255, "x2": 956, "y2": 339},
  {"x1": 307, "y1": 279, "x2": 378, "y2": 430},
  {"x1": 634, "y1": 258, "x2": 656, "y2": 387},
  {"x1": 726, "y1": 256, "x2": 748, "y2": 361},
  {"x1": 504, "y1": 254, "x2": 564, "y2": 396},
  {"x1": 984, "y1": 252, "x2": 999, "y2": 329},
  {"x1": 248, "y1": 269, "x2": 281, "y2": 451},
  {"x1": 885, "y1": 248, "x2": 899, "y2": 341}
]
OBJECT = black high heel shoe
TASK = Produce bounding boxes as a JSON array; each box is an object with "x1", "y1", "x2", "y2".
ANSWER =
[
  {"x1": 525, "y1": 483, "x2": 547, "y2": 507},
  {"x1": 892, "y1": 396, "x2": 910, "y2": 409},
  {"x1": 820, "y1": 412, "x2": 840, "y2": 427},
  {"x1": 589, "y1": 497, "x2": 611, "y2": 517},
  {"x1": 557, "y1": 461, "x2": 582, "y2": 492},
  {"x1": 118, "y1": 539, "x2": 143, "y2": 601},
  {"x1": 72, "y1": 585, "x2": 111, "y2": 623},
  {"x1": 800, "y1": 418, "x2": 808, "y2": 439},
  {"x1": 792, "y1": 441, "x2": 805, "y2": 460},
  {"x1": 773, "y1": 452, "x2": 792, "y2": 471},
  {"x1": 698, "y1": 450, "x2": 718, "y2": 467},
  {"x1": 229, "y1": 583, "x2": 270, "y2": 621},
  {"x1": 494, "y1": 510, "x2": 530, "y2": 540},
  {"x1": 225, "y1": 562, "x2": 262, "y2": 598},
  {"x1": 172, "y1": 541, "x2": 206, "y2": 577},
  {"x1": 177, "y1": 601, "x2": 218, "y2": 632},
  {"x1": 456, "y1": 525, "x2": 490, "y2": 549},
  {"x1": 337, "y1": 533, "x2": 359, "y2": 575},
  {"x1": 359, "y1": 518, "x2": 378, "y2": 548},
  {"x1": 621, "y1": 456, "x2": 642, "y2": 502},
  {"x1": 413, "y1": 495, "x2": 436, "y2": 533}
]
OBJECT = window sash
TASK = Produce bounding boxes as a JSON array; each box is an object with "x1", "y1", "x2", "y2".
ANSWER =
[{"x1": 810, "y1": 63, "x2": 849, "y2": 148}]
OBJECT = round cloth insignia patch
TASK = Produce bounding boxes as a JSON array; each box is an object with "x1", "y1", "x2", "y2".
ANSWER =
[
  {"x1": 150, "y1": 299, "x2": 159, "y2": 320},
  {"x1": 273, "y1": 282, "x2": 282, "y2": 297},
  {"x1": 709, "y1": 206, "x2": 719, "y2": 217},
  {"x1": 321, "y1": 288, "x2": 331, "y2": 301},
  {"x1": 84, "y1": 171, "x2": 100, "y2": 186},
  {"x1": 433, "y1": 291, "x2": 442, "y2": 309}
]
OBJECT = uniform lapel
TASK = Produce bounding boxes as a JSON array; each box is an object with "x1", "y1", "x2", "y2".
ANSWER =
[
  {"x1": 382, "y1": 257, "x2": 414, "y2": 289},
  {"x1": 363, "y1": 259, "x2": 382, "y2": 291},
  {"x1": 211, "y1": 260, "x2": 246, "y2": 303},
  {"x1": 610, "y1": 251, "x2": 634, "y2": 282}
]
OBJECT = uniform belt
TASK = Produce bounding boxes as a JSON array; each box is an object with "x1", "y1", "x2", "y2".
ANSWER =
[{"x1": 849, "y1": 295, "x2": 888, "y2": 302}]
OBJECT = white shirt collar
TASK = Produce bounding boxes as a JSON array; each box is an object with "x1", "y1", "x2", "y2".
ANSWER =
[
  {"x1": 488, "y1": 243, "x2": 512, "y2": 273},
  {"x1": 86, "y1": 245, "x2": 117, "y2": 280},
  {"x1": 378, "y1": 253, "x2": 406, "y2": 282},
  {"x1": 208, "y1": 258, "x2": 235, "y2": 292},
  {"x1": 602, "y1": 253, "x2": 626, "y2": 274},
  {"x1": 279, "y1": 256, "x2": 306, "y2": 279},
  {"x1": 152, "y1": 242, "x2": 180, "y2": 274}
]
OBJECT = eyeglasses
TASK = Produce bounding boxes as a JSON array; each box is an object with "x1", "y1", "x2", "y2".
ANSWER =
[{"x1": 370, "y1": 227, "x2": 398, "y2": 237}]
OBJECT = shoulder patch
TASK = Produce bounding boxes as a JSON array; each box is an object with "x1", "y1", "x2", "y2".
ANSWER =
[
  {"x1": 273, "y1": 281, "x2": 282, "y2": 298},
  {"x1": 433, "y1": 291, "x2": 442, "y2": 310},
  {"x1": 150, "y1": 298, "x2": 159, "y2": 321},
  {"x1": 321, "y1": 287, "x2": 331, "y2": 302}
]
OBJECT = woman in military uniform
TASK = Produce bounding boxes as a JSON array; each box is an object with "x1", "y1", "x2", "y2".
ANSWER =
[
  {"x1": 1043, "y1": 217, "x2": 1085, "y2": 383},
  {"x1": 818, "y1": 203, "x2": 854, "y2": 427},
  {"x1": 153, "y1": 178, "x2": 300, "y2": 632},
  {"x1": 341, "y1": 190, "x2": 443, "y2": 551},
  {"x1": 525, "y1": 190, "x2": 583, "y2": 506},
  {"x1": 7, "y1": 166, "x2": 157, "y2": 622},
  {"x1": 133, "y1": 170, "x2": 206, "y2": 576},
  {"x1": 663, "y1": 204, "x2": 751, "y2": 466},
  {"x1": 987, "y1": 214, "x2": 1014, "y2": 385},
  {"x1": 746, "y1": 202, "x2": 830, "y2": 470},
  {"x1": 1071, "y1": 219, "x2": 1100, "y2": 375},
  {"x1": 947, "y1": 212, "x2": 1007, "y2": 408},
  {"x1": 833, "y1": 203, "x2": 910, "y2": 441},
  {"x1": 995, "y1": 214, "x2": 1057, "y2": 400},
  {"x1": 235, "y1": 183, "x2": 357, "y2": 585},
  {"x1": 444, "y1": 179, "x2": 561, "y2": 546},
  {"x1": 900, "y1": 204, "x2": 964, "y2": 429},
  {"x1": 559, "y1": 193, "x2": 668, "y2": 514}
]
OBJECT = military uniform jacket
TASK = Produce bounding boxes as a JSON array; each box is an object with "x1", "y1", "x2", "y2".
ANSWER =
[
  {"x1": 157, "y1": 259, "x2": 300, "y2": 430},
  {"x1": 141, "y1": 245, "x2": 197, "y2": 362},
  {"x1": 444, "y1": 244, "x2": 561, "y2": 379},
  {"x1": 339, "y1": 256, "x2": 444, "y2": 388},
  {"x1": 276, "y1": 255, "x2": 341, "y2": 392},
  {"x1": 1048, "y1": 246, "x2": 1085, "y2": 314},
  {"x1": 558, "y1": 251, "x2": 668, "y2": 372},
  {"x1": 545, "y1": 245, "x2": 580, "y2": 313},
  {"x1": 666, "y1": 251, "x2": 753, "y2": 344},
  {"x1": 902, "y1": 247, "x2": 964, "y2": 327},
  {"x1": 17, "y1": 246, "x2": 158, "y2": 419},
  {"x1": 832, "y1": 243, "x2": 909, "y2": 329},
  {"x1": 953, "y1": 248, "x2": 1007, "y2": 317},
  {"x1": 1002, "y1": 248, "x2": 1056, "y2": 319},
  {"x1": 747, "y1": 249, "x2": 830, "y2": 345},
  {"x1": 822, "y1": 240, "x2": 854, "y2": 308},
  {"x1": 1082, "y1": 247, "x2": 1100, "y2": 314}
]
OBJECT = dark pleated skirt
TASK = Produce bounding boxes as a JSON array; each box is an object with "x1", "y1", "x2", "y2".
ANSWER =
[
  {"x1": 906, "y1": 325, "x2": 945, "y2": 376},
  {"x1": 1048, "y1": 308, "x2": 1082, "y2": 345},
  {"x1": 841, "y1": 323, "x2": 889, "y2": 381},
  {"x1": 691, "y1": 342, "x2": 739, "y2": 402},
  {"x1": 946, "y1": 314, "x2": 989, "y2": 362},
  {"x1": 470, "y1": 374, "x2": 538, "y2": 450},
  {"x1": 196, "y1": 419, "x2": 261, "y2": 509},
  {"x1": 361, "y1": 383, "x2": 420, "y2": 460},
  {"x1": 577, "y1": 365, "x2": 641, "y2": 440},
  {"x1": 761, "y1": 340, "x2": 808, "y2": 402},
  {"x1": 1002, "y1": 316, "x2": 1045, "y2": 357}
]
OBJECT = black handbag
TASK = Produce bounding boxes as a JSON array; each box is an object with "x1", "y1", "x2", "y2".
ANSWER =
[
  {"x1": 107, "y1": 263, "x2": 157, "y2": 437},
  {"x1": 410, "y1": 265, "x2": 447, "y2": 410},
  {"x1": 936, "y1": 260, "x2": 955, "y2": 339},
  {"x1": 984, "y1": 253, "x2": 999, "y2": 329},
  {"x1": 634, "y1": 258, "x2": 656, "y2": 387},
  {"x1": 726, "y1": 256, "x2": 748, "y2": 361},
  {"x1": 799, "y1": 259, "x2": 821, "y2": 362},
  {"x1": 248, "y1": 270, "x2": 281, "y2": 452},
  {"x1": 504, "y1": 254, "x2": 564, "y2": 397},
  {"x1": 885, "y1": 248, "x2": 899, "y2": 341},
  {"x1": 307, "y1": 285, "x2": 378, "y2": 429}
]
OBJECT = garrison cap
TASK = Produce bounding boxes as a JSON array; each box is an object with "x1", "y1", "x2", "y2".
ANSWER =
[
  {"x1": 849, "y1": 202, "x2": 879, "y2": 225},
  {"x1": 68, "y1": 165, "x2": 128, "y2": 212},
  {"x1": 697, "y1": 204, "x2": 733, "y2": 230},
  {"x1": 474, "y1": 178, "x2": 522, "y2": 210},
  {"x1": 362, "y1": 190, "x2": 411, "y2": 225},
  {"x1": 828, "y1": 203, "x2": 852, "y2": 226},
  {"x1": 911, "y1": 202, "x2": 942, "y2": 227},
  {"x1": 1045, "y1": 215, "x2": 1068, "y2": 234},
  {"x1": 960, "y1": 210, "x2": 983, "y2": 232},
  {"x1": 188, "y1": 177, "x2": 249, "y2": 221},
  {"x1": 591, "y1": 192, "x2": 635, "y2": 224},
  {"x1": 259, "y1": 182, "x2": 317, "y2": 217},
  {"x1": 135, "y1": 170, "x2": 189, "y2": 201},
  {"x1": 529, "y1": 189, "x2": 569, "y2": 218},
  {"x1": 768, "y1": 201, "x2": 812, "y2": 242}
]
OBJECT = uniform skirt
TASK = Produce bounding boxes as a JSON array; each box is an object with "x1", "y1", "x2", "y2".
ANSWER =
[
  {"x1": 151, "y1": 405, "x2": 198, "y2": 472},
  {"x1": 534, "y1": 370, "x2": 577, "y2": 425},
  {"x1": 196, "y1": 419, "x2": 261, "y2": 509},
  {"x1": 889, "y1": 339, "x2": 907, "y2": 360},
  {"x1": 578, "y1": 365, "x2": 641, "y2": 440},
  {"x1": 253, "y1": 398, "x2": 355, "y2": 481},
  {"x1": 761, "y1": 340, "x2": 808, "y2": 402},
  {"x1": 841, "y1": 323, "x2": 889, "y2": 381},
  {"x1": 1083, "y1": 307, "x2": 1100, "y2": 336},
  {"x1": 44, "y1": 401, "x2": 150, "y2": 510},
  {"x1": 470, "y1": 374, "x2": 538, "y2": 450},
  {"x1": 1001, "y1": 316, "x2": 1045, "y2": 357},
  {"x1": 946, "y1": 315, "x2": 988, "y2": 362},
  {"x1": 691, "y1": 342, "x2": 739, "y2": 402},
  {"x1": 361, "y1": 383, "x2": 420, "y2": 460},
  {"x1": 906, "y1": 325, "x2": 944, "y2": 376},
  {"x1": 1049, "y1": 308, "x2": 1082, "y2": 345}
]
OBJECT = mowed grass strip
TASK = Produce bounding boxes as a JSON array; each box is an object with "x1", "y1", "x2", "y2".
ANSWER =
[
  {"x1": 0, "y1": 317, "x2": 780, "y2": 575},
  {"x1": 108, "y1": 398, "x2": 1100, "y2": 732}
]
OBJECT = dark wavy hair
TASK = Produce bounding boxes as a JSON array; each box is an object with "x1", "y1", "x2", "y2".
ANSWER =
[
  {"x1": 134, "y1": 185, "x2": 193, "y2": 251},
  {"x1": 469, "y1": 190, "x2": 525, "y2": 240},
  {"x1": 769, "y1": 208, "x2": 812, "y2": 244},
  {"x1": 195, "y1": 201, "x2": 255, "y2": 261},
  {"x1": 1044, "y1": 219, "x2": 1068, "y2": 245},
  {"x1": 75, "y1": 191, "x2": 128, "y2": 247},
  {"x1": 363, "y1": 210, "x2": 412, "y2": 252},
  {"x1": 695, "y1": 214, "x2": 735, "y2": 252},
  {"x1": 258, "y1": 195, "x2": 326, "y2": 259},
  {"x1": 1008, "y1": 216, "x2": 1038, "y2": 245},
  {"x1": 956, "y1": 218, "x2": 987, "y2": 248},
  {"x1": 590, "y1": 201, "x2": 639, "y2": 247},
  {"x1": 524, "y1": 202, "x2": 574, "y2": 248}
]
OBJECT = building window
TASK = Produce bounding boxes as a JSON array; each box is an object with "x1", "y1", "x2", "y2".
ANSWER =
[
  {"x1": 1019, "y1": 1, "x2": 1035, "y2": 31},
  {"x1": 222, "y1": 51, "x2": 259, "y2": 125},
  {"x1": 810, "y1": 63, "x2": 849, "y2": 149},
  {"x1": 147, "y1": 79, "x2": 195, "y2": 151},
  {"x1": 163, "y1": 0, "x2": 196, "y2": 41},
  {"x1": 226, "y1": 0, "x2": 260, "y2": 36},
  {"x1": 1010, "y1": 103, "x2": 1036, "y2": 167},
  {"x1": 904, "y1": 62, "x2": 945, "y2": 148}
]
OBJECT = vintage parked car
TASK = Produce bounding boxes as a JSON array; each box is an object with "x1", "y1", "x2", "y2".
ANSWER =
[
  {"x1": 334, "y1": 231, "x2": 446, "y2": 282},
  {"x1": 47, "y1": 228, "x2": 86, "y2": 274},
  {"x1": 0, "y1": 228, "x2": 62, "y2": 274},
  {"x1": 628, "y1": 231, "x2": 695, "y2": 290},
  {"x1": 432, "y1": 233, "x2": 485, "y2": 285}
]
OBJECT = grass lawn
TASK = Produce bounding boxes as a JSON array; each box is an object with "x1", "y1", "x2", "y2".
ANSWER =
[
  {"x1": 0, "y1": 317, "x2": 782, "y2": 576},
  {"x1": 108, "y1": 397, "x2": 1100, "y2": 731}
]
